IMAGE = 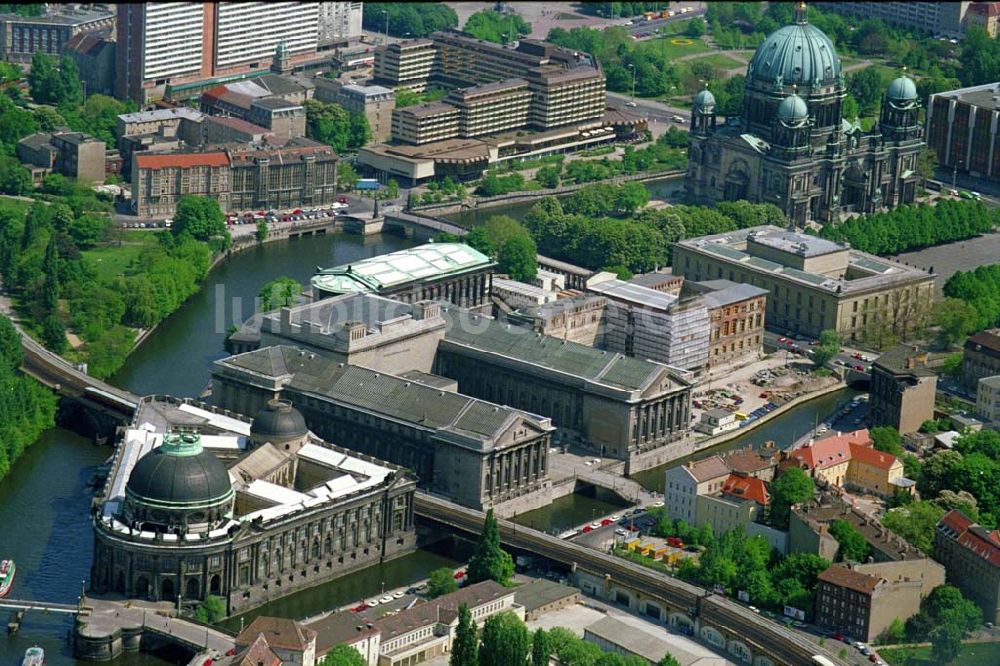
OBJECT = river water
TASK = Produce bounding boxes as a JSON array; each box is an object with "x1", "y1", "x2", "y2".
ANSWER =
[{"x1": 0, "y1": 187, "x2": 851, "y2": 664}]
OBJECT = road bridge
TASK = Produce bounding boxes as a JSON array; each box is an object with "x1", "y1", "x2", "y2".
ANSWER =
[{"x1": 415, "y1": 492, "x2": 845, "y2": 666}]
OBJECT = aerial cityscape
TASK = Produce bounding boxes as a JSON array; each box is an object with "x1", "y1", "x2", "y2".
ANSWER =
[{"x1": 2, "y1": 2, "x2": 1000, "y2": 666}]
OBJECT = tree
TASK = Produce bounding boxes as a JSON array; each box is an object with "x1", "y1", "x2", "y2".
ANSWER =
[
  {"x1": 338, "y1": 162, "x2": 359, "y2": 191},
  {"x1": 464, "y1": 10, "x2": 531, "y2": 44},
  {"x1": 363, "y1": 3, "x2": 458, "y2": 38},
  {"x1": 929, "y1": 622, "x2": 963, "y2": 664},
  {"x1": 811, "y1": 329, "x2": 841, "y2": 368},
  {"x1": 531, "y1": 628, "x2": 551, "y2": 666},
  {"x1": 194, "y1": 595, "x2": 226, "y2": 624},
  {"x1": 320, "y1": 645, "x2": 366, "y2": 666},
  {"x1": 42, "y1": 236, "x2": 60, "y2": 312},
  {"x1": 534, "y1": 165, "x2": 561, "y2": 189},
  {"x1": 385, "y1": 178, "x2": 400, "y2": 200},
  {"x1": 58, "y1": 54, "x2": 83, "y2": 106},
  {"x1": 686, "y1": 17, "x2": 706, "y2": 38},
  {"x1": 33, "y1": 106, "x2": 66, "y2": 131},
  {"x1": 258, "y1": 276, "x2": 301, "y2": 311},
  {"x1": 870, "y1": 426, "x2": 903, "y2": 457},
  {"x1": 657, "y1": 656, "x2": 681, "y2": 666},
  {"x1": 0, "y1": 316, "x2": 22, "y2": 370},
  {"x1": 467, "y1": 508, "x2": 514, "y2": 586},
  {"x1": 304, "y1": 99, "x2": 368, "y2": 152},
  {"x1": 941, "y1": 352, "x2": 964, "y2": 379},
  {"x1": 41, "y1": 315, "x2": 66, "y2": 353},
  {"x1": 828, "y1": 519, "x2": 871, "y2": 562},
  {"x1": 882, "y1": 501, "x2": 946, "y2": 554},
  {"x1": 933, "y1": 298, "x2": 979, "y2": 348},
  {"x1": 480, "y1": 611, "x2": 529, "y2": 666},
  {"x1": 68, "y1": 214, "x2": 108, "y2": 248},
  {"x1": 172, "y1": 196, "x2": 229, "y2": 245},
  {"x1": 256, "y1": 220, "x2": 268, "y2": 243},
  {"x1": 876, "y1": 617, "x2": 905, "y2": 645},
  {"x1": 427, "y1": 567, "x2": 458, "y2": 598},
  {"x1": 918, "y1": 148, "x2": 938, "y2": 189},
  {"x1": 0, "y1": 157, "x2": 33, "y2": 196},
  {"x1": 27, "y1": 52, "x2": 63, "y2": 105},
  {"x1": 614, "y1": 181, "x2": 650, "y2": 214},
  {"x1": 769, "y1": 467, "x2": 815, "y2": 528},
  {"x1": 450, "y1": 604, "x2": 478, "y2": 666},
  {"x1": 498, "y1": 234, "x2": 537, "y2": 282}
]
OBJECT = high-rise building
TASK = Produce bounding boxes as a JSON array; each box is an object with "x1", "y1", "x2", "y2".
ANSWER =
[
  {"x1": 318, "y1": 1, "x2": 363, "y2": 45},
  {"x1": 116, "y1": 2, "x2": 320, "y2": 105},
  {"x1": 815, "y1": 2, "x2": 969, "y2": 38},
  {"x1": 0, "y1": 6, "x2": 114, "y2": 63}
]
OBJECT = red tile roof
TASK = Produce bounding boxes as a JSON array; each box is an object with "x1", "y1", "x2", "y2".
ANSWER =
[
  {"x1": 722, "y1": 473, "x2": 770, "y2": 505},
  {"x1": 789, "y1": 429, "x2": 870, "y2": 470},
  {"x1": 965, "y1": 329, "x2": 1000, "y2": 357},
  {"x1": 938, "y1": 510, "x2": 1000, "y2": 568},
  {"x1": 848, "y1": 442, "x2": 899, "y2": 471},
  {"x1": 135, "y1": 151, "x2": 230, "y2": 169},
  {"x1": 236, "y1": 616, "x2": 316, "y2": 652},
  {"x1": 236, "y1": 634, "x2": 281, "y2": 666}
]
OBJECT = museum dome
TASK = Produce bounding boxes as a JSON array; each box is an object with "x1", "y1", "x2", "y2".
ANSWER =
[
  {"x1": 125, "y1": 433, "x2": 233, "y2": 509},
  {"x1": 251, "y1": 399, "x2": 309, "y2": 441},
  {"x1": 747, "y1": 16, "x2": 841, "y2": 88},
  {"x1": 692, "y1": 88, "x2": 716, "y2": 113},
  {"x1": 777, "y1": 94, "x2": 809, "y2": 125},
  {"x1": 886, "y1": 75, "x2": 918, "y2": 103}
]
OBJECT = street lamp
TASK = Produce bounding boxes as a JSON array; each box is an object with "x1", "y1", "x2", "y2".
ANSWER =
[
  {"x1": 382, "y1": 10, "x2": 389, "y2": 46},
  {"x1": 628, "y1": 64, "x2": 636, "y2": 105},
  {"x1": 952, "y1": 159, "x2": 963, "y2": 190}
]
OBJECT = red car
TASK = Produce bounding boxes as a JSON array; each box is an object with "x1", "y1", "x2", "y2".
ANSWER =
[
  {"x1": 582, "y1": 525, "x2": 593, "y2": 533},
  {"x1": 225, "y1": 648, "x2": 237, "y2": 657},
  {"x1": 855, "y1": 365, "x2": 865, "y2": 371},
  {"x1": 600, "y1": 518, "x2": 613, "y2": 526},
  {"x1": 292, "y1": 209, "x2": 303, "y2": 215},
  {"x1": 338, "y1": 196, "x2": 349, "y2": 204},
  {"x1": 453, "y1": 570, "x2": 465, "y2": 579},
  {"x1": 853, "y1": 353, "x2": 863, "y2": 360},
  {"x1": 830, "y1": 632, "x2": 844, "y2": 641},
  {"x1": 868, "y1": 655, "x2": 879, "y2": 663},
  {"x1": 778, "y1": 337, "x2": 788, "y2": 343},
  {"x1": 352, "y1": 604, "x2": 368, "y2": 612}
]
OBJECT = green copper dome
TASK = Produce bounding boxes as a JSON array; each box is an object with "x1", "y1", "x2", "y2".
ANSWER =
[
  {"x1": 777, "y1": 94, "x2": 809, "y2": 124},
  {"x1": 692, "y1": 89, "x2": 716, "y2": 113},
  {"x1": 125, "y1": 433, "x2": 234, "y2": 509},
  {"x1": 886, "y1": 76, "x2": 918, "y2": 102},
  {"x1": 748, "y1": 21, "x2": 841, "y2": 88}
]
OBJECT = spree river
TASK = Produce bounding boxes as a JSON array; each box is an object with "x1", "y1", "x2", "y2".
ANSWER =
[{"x1": 0, "y1": 198, "x2": 852, "y2": 664}]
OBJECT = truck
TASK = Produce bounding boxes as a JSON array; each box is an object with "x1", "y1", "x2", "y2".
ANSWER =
[{"x1": 356, "y1": 178, "x2": 381, "y2": 191}]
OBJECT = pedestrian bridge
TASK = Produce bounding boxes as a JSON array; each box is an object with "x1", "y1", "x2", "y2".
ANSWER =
[{"x1": 0, "y1": 598, "x2": 85, "y2": 615}]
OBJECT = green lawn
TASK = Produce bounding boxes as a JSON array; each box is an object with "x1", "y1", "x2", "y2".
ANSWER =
[
  {"x1": 0, "y1": 195, "x2": 32, "y2": 218},
  {"x1": 636, "y1": 35, "x2": 713, "y2": 60},
  {"x1": 81, "y1": 232, "x2": 162, "y2": 282},
  {"x1": 880, "y1": 642, "x2": 1000, "y2": 666},
  {"x1": 685, "y1": 53, "x2": 745, "y2": 71}
]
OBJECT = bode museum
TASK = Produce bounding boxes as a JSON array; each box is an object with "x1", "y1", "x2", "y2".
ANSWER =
[
  {"x1": 90, "y1": 397, "x2": 417, "y2": 615},
  {"x1": 686, "y1": 3, "x2": 926, "y2": 225}
]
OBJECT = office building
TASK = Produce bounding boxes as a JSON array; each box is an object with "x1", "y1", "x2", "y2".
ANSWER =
[
  {"x1": 0, "y1": 6, "x2": 113, "y2": 63},
  {"x1": 963, "y1": 329, "x2": 1000, "y2": 392},
  {"x1": 672, "y1": 226, "x2": 936, "y2": 342},
  {"x1": 391, "y1": 102, "x2": 461, "y2": 145},
  {"x1": 64, "y1": 32, "x2": 115, "y2": 97},
  {"x1": 966, "y1": 2, "x2": 1000, "y2": 36},
  {"x1": 311, "y1": 242, "x2": 496, "y2": 310},
  {"x1": 815, "y1": 560, "x2": 945, "y2": 642},
  {"x1": 977, "y1": 375, "x2": 1000, "y2": 422},
  {"x1": 815, "y1": 2, "x2": 970, "y2": 38},
  {"x1": 686, "y1": 7, "x2": 925, "y2": 223},
  {"x1": 525, "y1": 66, "x2": 606, "y2": 131},
  {"x1": 17, "y1": 131, "x2": 107, "y2": 185},
  {"x1": 90, "y1": 396, "x2": 417, "y2": 616},
  {"x1": 211, "y1": 346, "x2": 554, "y2": 515},
  {"x1": 684, "y1": 280, "x2": 768, "y2": 371},
  {"x1": 115, "y1": 2, "x2": 320, "y2": 104},
  {"x1": 322, "y1": 83, "x2": 396, "y2": 143},
  {"x1": 447, "y1": 79, "x2": 532, "y2": 138},
  {"x1": 132, "y1": 149, "x2": 231, "y2": 220},
  {"x1": 373, "y1": 39, "x2": 436, "y2": 92},
  {"x1": 934, "y1": 509, "x2": 1000, "y2": 625},
  {"x1": 869, "y1": 345, "x2": 937, "y2": 435},
  {"x1": 435, "y1": 308, "x2": 692, "y2": 464},
  {"x1": 317, "y1": 2, "x2": 363, "y2": 45},
  {"x1": 927, "y1": 82, "x2": 1000, "y2": 190},
  {"x1": 585, "y1": 277, "x2": 711, "y2": 374}
]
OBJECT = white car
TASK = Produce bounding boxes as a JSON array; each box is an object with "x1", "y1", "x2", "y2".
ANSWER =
[
  {"x1": 393, "y1": 590, "x2": 405, "y2": 599},
  {"x1": 615, "y1": 528, "x2": 628, "y2": 536},
  {"x1": 379, "y1": 595, "x2": 393, "y2": 604},
  {"x1": 590, "y1": 522, "x2": 601, "y2": 529},
  {"x1": 625, "y1": 101, "x2": 638, "y2": 107},
  {"x1": 610, "y1": 514, "x2": 620, "y2": 521},
  {"x1": 366, "y1": 599, "x2": 379, "y2": 607},
  {"x1": 653, "y1": 501, "x2": 664, "y2": 507}
]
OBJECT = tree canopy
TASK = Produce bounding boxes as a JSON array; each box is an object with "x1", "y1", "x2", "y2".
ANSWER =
[
  {"x1": 362, "y1": 3, "x2": 458, "y2": 38},
  {"x1": 172, "y1": 196, "x2": 230, "y2": 249},
  {"x1": 769, "y1": 467, "x2": 815, "y2": 529},
  {"x1": 304, "y1": 99, "x2": 371, "y2": 152},
  {"x1": 480, "y1": 611, "x2": 529, "y2": 666},
  {"x1": 467, "y1": 508, "x2": 515, "y2": 586},
  {"x1": 811, "y1": 329, "x2": 841, "y2": 368},
  {"x1": 427, "y1": 566, "x2": 458, "y2": 598},
  {"x1": 450, "y1": 604, "x2": 478, "y2": 666},
  {"x1": 258, "y1": 277, "x2": 301, "y2": 312},
  {"x1": 944, "y1": 263, "x2": 1000, "y2": 331},
  {"x1": 828, "y1": 519, "x2": 871, "y2": 563},
  {"x1": 319, "y1": 645, "x2": 366, "y2": 666},
  {"x1": 464, "y1": 10, "x2": 531, "y2": 44}
]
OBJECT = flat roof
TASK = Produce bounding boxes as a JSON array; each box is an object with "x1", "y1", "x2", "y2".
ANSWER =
[
  {"x1": 676, "y1": 225, "x2": 933, "y2": 296},
  {"x1": 0, "y1": 8, "x2": 112, "y2": 25},
  {"x1": 933, "y1": 82, "x2": 1000, "y2": 111},
  {"x1": 748, "y1": 230, "x2": 844, "y2": 257},
  {"x1": 512, "y1": 579, "x2": 579, "y2": 612},
  {"x1": 311, "y1": 242, "x2": 494, "y2": 295},
  {"x1": 586, "y1": 278, "x2": 678, "y2": 311},
  {"x1": 118, "y1": 107, "x2": 204, "y2": 124}
]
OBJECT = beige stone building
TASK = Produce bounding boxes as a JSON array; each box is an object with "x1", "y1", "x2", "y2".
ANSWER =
[
  {"x1": 446, "y1": 79, "x2": 532, "y2": 138},
  {"x1": 507, "y1": 295, "x2": 608, "y2": 348},
  {"x1": 784, "y1": 429, "x2": 907, "y2": 497},
  {"x1": 17, "y1": 131, "x2": 107, "y2": 186},
  {"x1": 391, "y1": 102, "x2": 461, "y2": 145},
  {"x1": 815, "y1": 559, "x2": 945, "y2": 642},
  {"x1": 869, "y1": 345, "x2": 937, "y2": 435},
  {"x1": 373, "y1": 39, "x2": 436, "y2": 92},
  {"x1": 934, "y1": 509, "x2": 1000, "y2": 625},
  {"x1": 684, "y1": 279, "x2": 768, "y2": 371},
  {"x1": 326, "y1": 83, "x2": 396, "y2": 144},
  {"x1": 132, "y1": 151, "x2": 231, "y2": 218},
  {"x1": 672, "y1": 226, "x2": 935, "y2": 342},
  {"x1": 664, "y1": 455, "x2": 731, "y2": 523},
  {"x1": 977, "y1": 375, "x2": 1000, "y2": 422}
]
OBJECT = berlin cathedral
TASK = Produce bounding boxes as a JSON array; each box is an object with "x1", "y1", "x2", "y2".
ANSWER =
[{"x1": 685, "y1": 2, "x2": 926, "y2": 225}]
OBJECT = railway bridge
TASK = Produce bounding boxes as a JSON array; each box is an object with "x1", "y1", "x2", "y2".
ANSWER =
[{"x1": 415, "y1": 492, "x2": 845, "y2": 666}]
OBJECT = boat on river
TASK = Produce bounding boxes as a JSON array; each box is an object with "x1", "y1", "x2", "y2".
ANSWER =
[
  {"x1": 22, "y1": 646, "x2": 44, "y2": 666},
  {"x1": 0, "y1": 559, "x2": 15, "y2": 597}
]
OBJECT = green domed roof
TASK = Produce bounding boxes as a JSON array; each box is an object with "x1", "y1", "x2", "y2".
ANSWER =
[
  {"x1": 126, "y1": 433, "x2": 233, "y2": 508},
  {"x1": 777, "y1": 94, "x2": 809, "y2": 123},
  {"x1": 886, "y1": 76, "x2": 918, "y2": 101},
  {"x1": 748, "y1": 21, "x2": 841, "y2": 88},
  {"x1": 692, "y1": 89, "x2": 716, "y2": 112}
]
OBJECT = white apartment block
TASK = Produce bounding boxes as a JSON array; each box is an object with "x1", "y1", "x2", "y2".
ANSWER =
[
  {"x1": 318, "y1": 1, "x2": 363, "y2": 44},
  {"x1": 140, "y1": 2, "x2": 205, "y2": 82},
  {"x1": 663, "y1": 456, "x2": 730, "y2": 523},
  {"x1": 214, "y1": 2, "x2": 318, "y2": 69}
]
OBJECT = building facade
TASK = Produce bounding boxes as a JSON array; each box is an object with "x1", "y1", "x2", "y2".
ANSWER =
[
  {"x1": 0, "y1": 7, "x2": 113, "y2": 63},
  {"x1": 784, "y1": 429, "x2": 907, "y2": 496},
  {"x1": 965, "y1": 2, "x2": 1000, "y2": 37},
  {"x1": 373, "y1": 40, "x2": 436, "y2": 92},
  {"x1": 507, "y1": 295, "x2": 608, "y2": 348},
  {"x1": 934, "y1": 509, "x2": 1000, "y2": 625},
  {"x1": 686, "y1": 7, "x2": 925, "y2": 224},
  {"x1": 815, "y1": 560, "x2": 946, "y2": 642},
  {"x1": 132, "y1": 150, "x2": 232, "y2": 218},
  {"x1": 816, "y1": 2, "x2": 970, "y2": 37},
  {"x1": 869, "y1": 345, "x2": 937, "y2": 435},
  {"x1": 963, "y1": 329, "x2": 1000, "y2": 392},
  {"x1": 17, "y1": 131, "x2": 107, "y2": 185},
  {"x1": 211, "y1": 346, "x2": 554, "y2": 516},
  {"x1": 311, "y1": 242, "x2": 496, "y2": 310},
  {"x1": 925, "y1": 83, "x2": 1000, "y2": 188},
  {"x1": 64, "y1": 32, "x2": 116, "y2": 97},
  {"x1": 435, "y1": 308, "x2": 692, "y2": 464},
  {"x1": 333, "y1": 84, "x2": 396, "y2": 144},
  {"x1": 684, "y1": 280, "x2": 768, "y2": 371},
  {"x1": 90, "y1": 397, "x2": 417, "y2": 616},
  {"x1": 317, "y1": 2, "x2": 363, "y2": 45},
  {"x1": 115, "y1": 2, "x2": 321, "y2": 104},
  {"x1": 663, "y1": 455, "x2": 731, "y2": 523},
  {"x1": 977, "y1": 375, "x2": 1000, "y2": 422},
  {"x1": 672, "y1": 226, "x2": 935, "y2": 342}
]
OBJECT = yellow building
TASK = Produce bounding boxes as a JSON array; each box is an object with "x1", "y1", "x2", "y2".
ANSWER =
[
  {"x1": 846, "y1": 444, "x2": 905, "y2": 496},
  {"x1": 784, "y1": 429, "x2": 909, "y2": 498}
]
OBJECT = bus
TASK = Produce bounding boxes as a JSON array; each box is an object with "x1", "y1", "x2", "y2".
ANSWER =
[
  {"x1": 734, "y1": 412, "x2": 749, "y2": 421},
  {"x1": 811, "y1": 656, "x2": 837, "y2": 666}
]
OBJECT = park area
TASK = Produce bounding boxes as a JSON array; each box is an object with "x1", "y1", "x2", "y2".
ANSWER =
[{"x1": 880, "y1": 642, "x2": 1000, "y2": 665}]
